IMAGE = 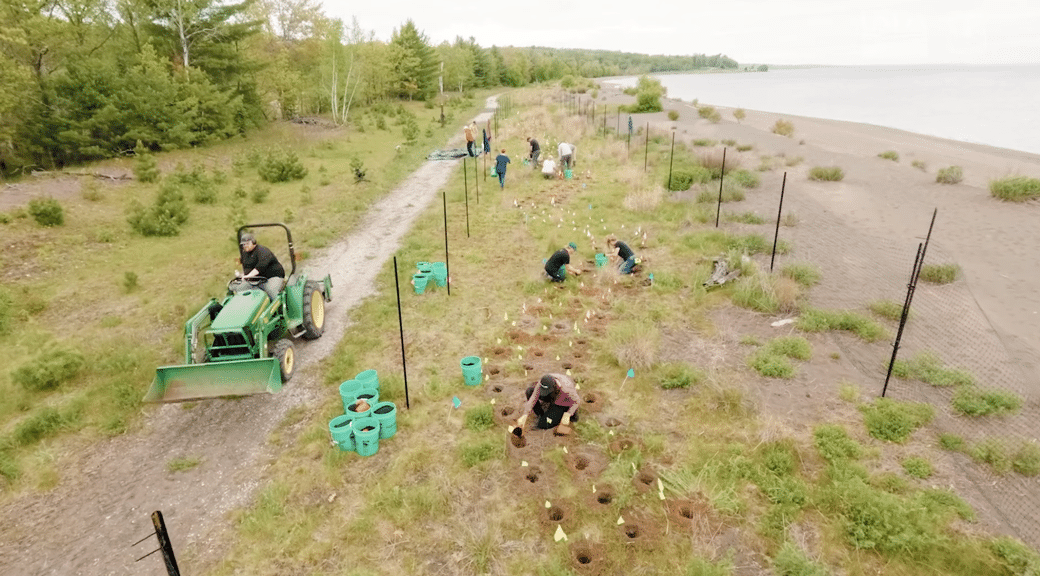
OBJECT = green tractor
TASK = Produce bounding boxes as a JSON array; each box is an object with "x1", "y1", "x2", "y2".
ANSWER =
[{"x1": 144, "y1": 223, "x2": 333, "y2": 403}]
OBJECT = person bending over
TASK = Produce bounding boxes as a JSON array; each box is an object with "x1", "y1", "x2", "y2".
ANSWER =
[
  {"x1": 545, "y1": 242, "x2": 581, "y2": 282},
  {"x1": 541, "y1": 155, "x2": 557, "y2": 179},
  {"x1": 606, "y1": 234, "x2": 639, "y2": 275},
  {"x1": 236, "y1": 232, "x2": 285, "y2": 301},
  {"x1": 526, "y1": 136, "x2": 540, "y2": 168},
  {"x1": 516, "y1": 373, "x2": 581, "y2": 435}
]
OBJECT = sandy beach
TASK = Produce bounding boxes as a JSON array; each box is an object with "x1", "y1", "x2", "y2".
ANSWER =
[{"x1": 593, "y1": 83, "x2": 1040, "y2": 386}]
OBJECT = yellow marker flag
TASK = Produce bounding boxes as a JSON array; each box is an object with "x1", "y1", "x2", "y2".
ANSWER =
[
  {"x1": 490, "y1": 398, "x2": 496, "y2": 404},
  {"x1": 555, "y1": 355, "x2": 560, "y2": 361},
  {"x1": 617, "y1": 515, "x2": 625, "y2": 525},
  {"x1": 521, "y1": 461, "x2": 529, "y2": 467},
  {"x1": 554, "y1": 525, "x2": 568, "y2": 542},
  {"x1": 563, "y1": 446, "x2": 568, "y2": 453},
  {"x1": 545, "y1": 500, "x2": 552, "y2": 508},
  {"x1": 592, "y1": 484, "x2": 597, "y2": 493}
]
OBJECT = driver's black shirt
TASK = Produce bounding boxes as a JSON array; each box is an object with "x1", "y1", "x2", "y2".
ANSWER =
[{"x1": 241, "y1": 244, "x2": 285, "y2": 279}]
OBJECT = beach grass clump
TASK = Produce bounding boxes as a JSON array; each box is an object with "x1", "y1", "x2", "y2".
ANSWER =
[
  {"x1": 878, "y1": 150, "x2": 899, "y2": 161},
  {"x1": 464, "y1": 404, "x2": 495, "y2": 431},
  {"x1": 989, "y1": 175, "x2": 1040, "y2": 202},
  {"x1": 901, "y1": 456, "x2": 933, "y2": 479},
  {"x1": 859, "y1": 398, "x2": 934, "y2": 443},
  {"x1": 1013, "y1": 443, "x2": 1040, "y2": 476},
  {"x1": 813, "y1": 424, "x2": 863, "y2": 462},
  {"x1": 911, "y1": 160, "x2": 927, "y2": 171},
  {"x1": 808, "y1": 166, "x2": 845, "y2": 181},
  {"x1": 655, "y1": 362, "x2": 705, "y2": 390},
  {"x1": 868, "y1": 299, "x2": 905, "y2": 322},
  {"x1": 771, "y1": 541, "x2": 828, "y2": 576},
  {"x1": 623, "y1": 183, "x2": 665, "y2": 210},
  {"x1": 606, "y1": 320, "x2": 660, "y2": 370},
  {"x1": 731, "y1": 264, "x2": 802, "y2": 314},
  {"x1": 722, "y1": 211, "x2": 765, "y2": 225},
  {"x1": 167, "y1": 456, "x2": 202, "y2": 473},
  {"x1": 734, "y1": 108, "x2": 746, "y2": 123},
  {"x1": 722, "y1": 139, "x2": 737, "y2": 146},
  {"x1": 989, "y1": 537, "x2": 1040, "y2": 574},
  {"x1": 890, "y1": 352, "x2": 975, "y2": 387},
  {"x1": 698, "y1": 105, "x2": 721, "y2": 123},
  {"x1": 796, "y1": 308, "x2": 887, "y2": 342},
  {"x1": 771, "y1": 119, "x2": 795, "y2": 137},
  {"x1": 692, "y1": 138, "x2": 717, "y2": 147},
  {"x1": 667, "y1": 167, "x2": 712, "y2": 191},
  {"x1": 730, "y1": 169, "x2": 760, "y2": 188},
  {"x1": 781, "y1": 262, "x2": 821, "y2": 287},
  {"x1": 951, "y1": 387, "x2": 1022, "y2": 417},
  {"x1": 936, "y1": 166, "x2": 963, "y2": 184},
  {"x1": 736, "y1": 144, "x2": 753, "y2": 152},
  {"x1": 918, "y1": 263, "x2": 959, "y2": 284},
  {"x1": 667, "y1": 110, "x2": 680, "y2": 121},
  {"x1": 696, "y1": 186, "x2": 745, "y2": 204}
]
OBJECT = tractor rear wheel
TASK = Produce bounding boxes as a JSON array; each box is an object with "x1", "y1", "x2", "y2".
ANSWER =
[
  {"x1": 301, "y1": 281, "x2": 325, "y2": 339},
  {"x1": 273, "y1": 339, "x2": 296, "y2": 382}
]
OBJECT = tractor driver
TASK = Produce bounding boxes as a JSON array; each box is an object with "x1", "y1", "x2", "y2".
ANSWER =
[{"x1": 236, "y1": 232, "x2": 285, "y2": 302}]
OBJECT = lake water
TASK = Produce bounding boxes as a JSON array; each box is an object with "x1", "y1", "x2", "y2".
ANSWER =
[{"x1": 606, "y1": 66, "x2": 1040, "y2": 156}]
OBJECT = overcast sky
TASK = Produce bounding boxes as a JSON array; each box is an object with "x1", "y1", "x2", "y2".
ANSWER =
[{"x1": 321, "y1": 0, "x2": 1039, "y2": 66}]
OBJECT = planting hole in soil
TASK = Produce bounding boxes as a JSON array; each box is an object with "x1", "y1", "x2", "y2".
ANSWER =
[
  {"x1": 526, "y1": 470, "x2": 539, "y2": 483},
  {"x1": 500, "y1": 406, "x2": 515, "y2": 417},
  {"x1": 562, "y1": 362, "x2": 573, "y2": 370},
  {"x1": 573, "y1": 352, "x2": 583, "y2": 359},
  {"x1": 597, "y1": 492, "x2": 613, "y2": 505},
  {"x1": 523, "y1": 363, "x2": 534, "y2": 371},
  {"x1": 584, "y1": 393, "x2": 598, "y2": 406},
  {"x1": 492, "y1": 384, "x2": 503, "y2": 393},
  {"x1": 574, "y1": 456, "x2": 590, "y2": 470},
  {"x1": 489, "y1": 367, "x2": 501, "y2": 375},
  {"x1": 533, "y1": 349, "x2": 543, "y2": 357},
  {"x1": 679, "y1": 504, "x2": 694, "y2": 519},
  {"x1": 493, "y1": 347, "x2": 507, "y2": 356},
  {"x1": 577, "y1": 553, "x2": 591, "y2": 565},
  {"x1": 510, "y1": 434, "x2": 527, "y2": 448},
  {"x1": 638, "y1": 471, "x2": 655, "y2": 486},
  {"x1": 548, "y1": 506, "x2": 564, "y2": 522},
  {"x1": 624, "y1": 525, "x2": 641, "y2": 539},
  {"x1": 576, "y1": 339, "x2": 587, "y2": 346}
]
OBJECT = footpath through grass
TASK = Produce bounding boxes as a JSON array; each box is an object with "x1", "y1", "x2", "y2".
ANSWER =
[{"x1": 205, "y1": 89, "x2": 1040, "y2": 576}]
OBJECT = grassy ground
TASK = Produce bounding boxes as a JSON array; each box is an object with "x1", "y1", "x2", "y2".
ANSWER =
[
  {"x1": 0, "y1": 93, "x2": 487, "y2": 489},
  {"x1": 198, "y1": 90, "x2": 1039, "y2": 575}
]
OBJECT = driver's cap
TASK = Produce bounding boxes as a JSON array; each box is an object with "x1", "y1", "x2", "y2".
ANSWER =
[{"x1": 239, "y1": 232, "x2": 255, "y2": 246}]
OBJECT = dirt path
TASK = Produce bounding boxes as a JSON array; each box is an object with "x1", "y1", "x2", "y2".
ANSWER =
[{"x1": 0, "y1": 99, "x2": 498, "y2": 576}]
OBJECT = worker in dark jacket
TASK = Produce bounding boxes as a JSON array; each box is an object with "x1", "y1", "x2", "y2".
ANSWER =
[
  {"x1": 544, "y1": 242, "x2": 580, "y2": 282},
  {"x1": 606, "y1": 234, "x2": 639, "y2": 274},
  {"x1": 515, "y1": 373, "x2": 581, "y2": 434},
  {"x1": 526, "y1": 136, "x2": 540, "y2": 168},
  {"x1": 236, "y1": 232, "x2": 285, "y2": 301}
]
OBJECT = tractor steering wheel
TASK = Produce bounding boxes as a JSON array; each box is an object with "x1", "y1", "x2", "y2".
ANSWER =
[{"x1": 228, "y1": 276, "x2": 268, "y2": 292}]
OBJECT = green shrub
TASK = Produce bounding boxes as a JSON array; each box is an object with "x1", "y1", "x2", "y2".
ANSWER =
[
  {"x1": 772, "y1": 119, "x2": 794, "y2": 137},
  {"x1": 730, "y1": 169, "x2": 760, "y2": 188},
  {"x1": 667, "y1": 110, "x2": 679, "y2": 121},
  {"x1": 989, "y1": 536, "x2": 1040, "y2": 576},
  {"x1": 890, "y1": 352, "x2": 974, "y2": 387},
  {"x1": 0, "y1": 451, "x2": 19, "y2": 482},
  {"x1": 0, "y1": 289, "x2": 13, "y2": 335},
  {"x1": 796, "y1": 308, "x2": 887, "y2": 342},
  {"x1": 734, "y1": 108, "x2": 746, "y2": 123},
  {"x1": 989, "y1": 175, "x2": 1040, "y2": 202},
  {"x1": 813, "y1": 424, "x2": 863, "y2": 461},
  {"x1": 28, "y1": 198, "x2": 64, "y2": 227},
  {"x1": 258, "y1": 150, "x2": 307, "y2": 183},
  {"x1": 952, "y1": 388, "x2": 1022, "y2": 417},
  {"x1": 878, "y1": 150, "x2": 899, "y2": 161},
  {"x1": 126, "y1": 182, "x2": 190, "y2": 236},
  {"x1": 766, "y1": 336, "x2": 812, "y2": 360},
  {"x1": 918, "y1": 263, "x2": 959, "y2": 284},
  {"x1": 936, "y1": 166, "x2": 963, "y2": 184},
  {"x1": 938, "y1": 433, "x2": 966, "y2": 452},
  {"x1": 402, "y1": 117, "x2": 420, "y2": 142},
  {"x1": 825, "y1": 476, "x2": 940, "y2": 554},
  {"x1": 748, "y1": 350, "x2": 794, "y2": 378},
  {"x1": 918, "y1": 488, "x2": 974, "y2": 521},
  {"x1": 781, "y1": 263, "x2": 821, "y2": 287},
  {"x1": 123, "y1": 271, "x2": 139, "y2": 293},
  {"x1": 697, "y1": 106, "x2": 721, "y2": 123},
  {"x1": 1012, "y1": 443, "x2": 1040, "y2": 476},
  {"x1": 133, "y1": 141, "x2": 160, "y2": 183},
  {"x1": 860, "y1": 398, "x2": 933, "y2": 443},
  {"x1": 233, "y1": 185, "x2": 247, "y2": 199},
  {"x1": 12, "y1": 345, "x2": 85, "y2": 392},
  {"x1": 464, "y1": 404, "x2": 495, "y2": 431},
  {"x1": 13, "y1": 405, "x2": 78, "y2": 446},
  {"x1": 901, "y1": 456, "x2": 933, "y2": 479},
  {"x1": 667, "y1": 167, "x2": 711, "y2": 191},
  {"x1": 911, "y1": 160, "x2": 927, "y2": 171},
  {"x1": 772, "y1": 541, "x2": 827, "y2": 576},
  {"x1": 970, "y1": 439, "x2": 1011, "y2": 474},
  {"x1": 656, "y1": 363, "x2": 703, "y2": 389},
  {"x1": 458, "y1": 439, "x2": 501, "y2": 468},
  {"x1": 868, "y1": 299, "x2": 904, "y2": 322},
  {"x1": 251, "y1": 186, "x2": 270, "y2": 204},
  {"x1": 808, "y1": 166, "x2": 844, "y2": 181}
]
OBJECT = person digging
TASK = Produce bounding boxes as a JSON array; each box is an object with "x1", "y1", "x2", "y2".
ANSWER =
[
  {"x1": 511, "y1": 374, "x2": 581, "y2": 437},
  {"x1": 544, "y1": 242, "x2": 581, "y2": 282}
]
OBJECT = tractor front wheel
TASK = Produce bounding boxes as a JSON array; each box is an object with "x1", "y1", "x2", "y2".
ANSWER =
[
  {"x1": 301, "y1": 281, "x2": 325, "y2": 340},
  {"x1": 273, "y1": 339, "x2": 296, "y2": 382}
]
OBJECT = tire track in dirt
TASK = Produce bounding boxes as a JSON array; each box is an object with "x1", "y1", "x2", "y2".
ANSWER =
[{"x1": 0, "y1": 100, "x2": 498, "y2": 576}]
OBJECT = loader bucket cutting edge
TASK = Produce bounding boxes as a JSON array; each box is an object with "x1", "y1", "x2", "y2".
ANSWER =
[{"x1": 145, "y1": 358, "x2": 283, "y2": 403}]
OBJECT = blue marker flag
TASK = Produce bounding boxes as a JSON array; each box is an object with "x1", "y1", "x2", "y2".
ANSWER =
[
  {"x1": 627, "y1": 368, "x2": 635, "y2": 378},
  {"x1": 452, "y1": 396, "x2": 461, "y2": 409}
]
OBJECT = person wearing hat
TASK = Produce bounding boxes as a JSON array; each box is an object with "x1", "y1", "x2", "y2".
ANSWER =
[
  {"x1": 235, "y1": 232, "x2": 285, "y2": 302},
  {"x1": 516, "y1": 373, "x2": 581, "y2": 434},
  {"x1": 464, "y1": 123, "x2": 476, "y2": 157},
  {"x1": 544, "y1": 242, "x2": 581, "y2": 282}
]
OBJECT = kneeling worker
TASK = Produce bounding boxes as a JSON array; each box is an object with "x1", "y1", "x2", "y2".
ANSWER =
[
  {"x1": 516, "y1": 374, "x2": 581, "y2": 435},
  {"x1": 544, "y1": 242, "x2": 581, "y2": 282},
  {"x1": 606, "y1": 234, "x2": 639, "y2": 274}
]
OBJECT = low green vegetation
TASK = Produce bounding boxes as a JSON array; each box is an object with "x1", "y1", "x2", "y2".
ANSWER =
[
  {"x1": 878, "y1": 150, "x2": 899, "y2": 161},
  {"x1": 808, "y1": 166, "x2": 845, "y2": 181},
  {"x1": 936, "y1": 165, "x2": 964, "y2": 184},
  {"x1": 655, "y1": 362, "x2": 704, "y2": 389},
  {"x1": 748, "y1": 336, "x2": 812, "y2": 379},
  {"x1": 697, "y1": 105, "x2": 721, "y2": 123},
  {"x1": 463, "y1": 404, "x2": 495, "y2": 431},
  {"x1": 989, "y1": 175, "x2": 1040, "y2": 202},
  {"x1": 902, "y1": 456, "x2": 933, "y2": 479},
  {"x1": 167, "y1": 456, "x2": 202, "y2": 473},
  {"x1": 796, "y1": 308, "x2": 887, "y2": 342},
  {"x1": 918, "y1": 263, "x2": 959, "y2": 284},
  {"x1": 911, "y1": 160, "x2": 927, "y2": 171},
  {"x1": 868, "y1": 299, "x2": 905, "y2": 322},
  {"x1": 722, "y1": 211, "x2": 765, "y2": 224},
  {"x1": 729, "y1": 169, "x2": 760, "y2": 188},
  {"x1": 28, "y1": 198, "x2": 65, "y2": 227},
  {"x1": 733, "y1": 108, "x2": 746, "y2": 123},
  {"x1": 859, "y1": 398, "x2": 934, "y2": 443},
  {"x1": 940, "y1": 436, "x2": 1040, "y2": 477},
  {"x1": 667, "y1": 110, "x2": 679, "y2": 121},
  {"x1": 891, "y1": 352, "x2": 975, "y2": 387},
  {"x1": 951, "y1": 387, "x2": 1023, "y2": 417},
  {"x1": 781, "y1": 262, "x2": 821, "y2": 287}
]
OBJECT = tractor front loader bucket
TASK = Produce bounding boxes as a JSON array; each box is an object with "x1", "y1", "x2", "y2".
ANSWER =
[{"x1": 144, "y1": 358, "x2": 283, "y2": 403}]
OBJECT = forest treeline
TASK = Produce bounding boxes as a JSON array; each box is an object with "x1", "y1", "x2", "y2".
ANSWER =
[{"x1": 0, "y1": 0, "x2": 739, "y2": 173}]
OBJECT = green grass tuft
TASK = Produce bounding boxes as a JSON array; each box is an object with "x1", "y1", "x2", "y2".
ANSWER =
[
  {"x1": 772, "y1": 119, "x2": 795, "y2": 137},
  {"x1": 813, "y1": 424, "x2": 863, "y2": 461},
  {"x1": 901, "y1": 456, "x2": 933, "y2": 479},
  {"x1": 989, "y1": 175, "x2": 1040, "y2": 202},
  {"x1": 796, "y1": 308, "x2": 887, "y2": 342},
  {"x1": 918, "y1": 263, "x2": 959, "y2": 284},
  {"x1": 167, "y1": 456, "x2": 202, "y2": 473},
  {"x1": 656, "y1": 362, "x2": 704, "y2": 389},
  {"x1": 464, "y1": 404, "x2": 496, "y2": 431},
  {"x1": 808, "y1": 166, "x2": 845, "y2": 181},
  {"x1": 868, "y1": 299, "x2": 904, "y2": 322},
  {"x1": 936, "y1": 166, "x2": 963, "y2": 184},
  {"x1": 877, "y1": 150, "x2": 899, "y2": 161},
  {"x1": 951, "y1": 388, "x2": 1022, "y2": 417},
  {"x1": 891, "y1": 352, "x2": 975, "y2": 387},
  {"x1": 859, "y1": 398, "x2": 933, "y2": 443},
  {"x1": 781, "y1": 263, "x2": 821, "y2": 287}
]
